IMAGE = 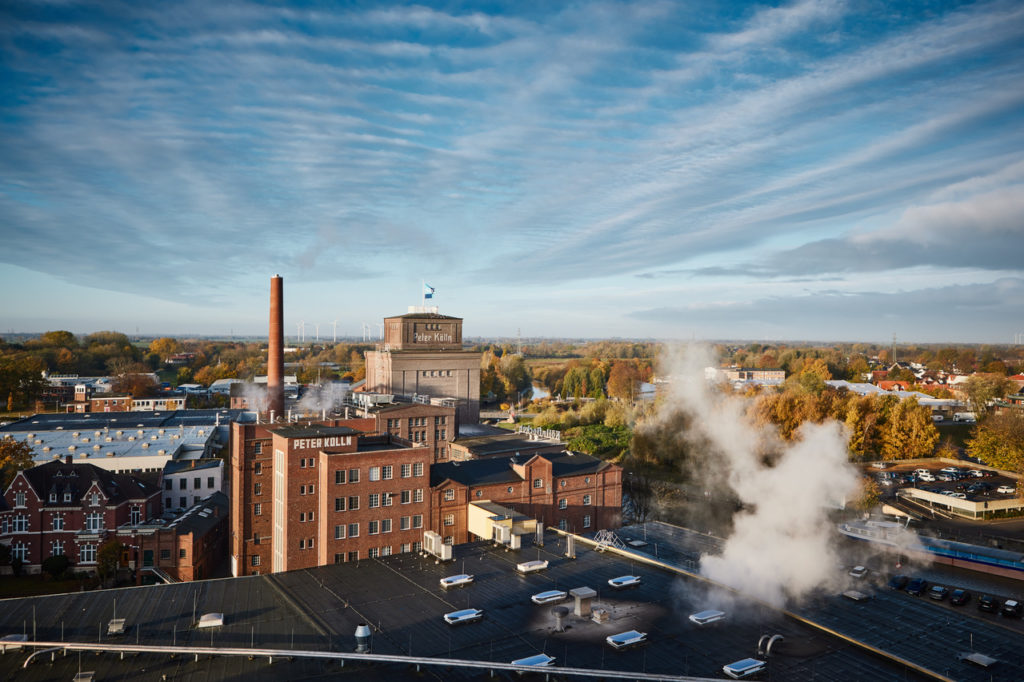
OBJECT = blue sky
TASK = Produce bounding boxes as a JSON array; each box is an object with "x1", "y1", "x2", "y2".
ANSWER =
[{"x1": 2, "y1": 0, "x2": 1023, "y2": 343}]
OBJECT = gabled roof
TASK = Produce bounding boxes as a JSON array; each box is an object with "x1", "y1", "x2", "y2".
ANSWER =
[
  {"x1": 431, "y1": 450, "x2": 612, "y2": 488},
  {"x1": 17, "y1": 460, "x2": 156, "y2": 505}
]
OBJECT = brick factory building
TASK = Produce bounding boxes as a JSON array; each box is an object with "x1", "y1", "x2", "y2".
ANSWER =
[
  {"x1": 430, "y1": 451, "x2": 622, "y2": 544},
  {"x1": 364, "y1": 311, "x2": 481, "y2": 426}
]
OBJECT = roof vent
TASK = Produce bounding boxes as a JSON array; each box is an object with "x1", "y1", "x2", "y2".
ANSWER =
[
  {"x1": 68, "y1": 445, "x2": 76, "y2": 451},
  {"x1": 27, "y1": 433, "x2": 34, "y2": 438},
  {"x1": 106, "y1": 452, "x2": 115, "y2": 457},
  {"x1": 34, "y1": 439, "x2": 42, "y2": 445},
  {"x1": 72, "y1": 432, "x2": 79, "y2": 437},
  {"x1": 116, "y1": 430, "x2": 123, "y2": 436},
  {"x1": 128, "y1": 436, "x2": 135, "y2": 441},
  {"x1": 94, "y1": 431, "x2": 101, "y2": 437},
  {"x1": 142, "y1": 442, "x2": 149, "y2": 448},
  {"x1": 159, "y1": 429, "x2": 165, "y2": 435},
  {"x1": 92, "y1": 444, "x2": 100, "y2": 450},
  {"x1": 105, "y1": 437, "x2": 113, "y2": 442},
  {"x1": 43, "y1": 446, "x2": 51, "y2": 452},
  {"x1": 158, "y1": 449, "x2": 166, "y2": 455},
  {"x1": 81, "y1": 437, "x2": 89, "y2": 442}
]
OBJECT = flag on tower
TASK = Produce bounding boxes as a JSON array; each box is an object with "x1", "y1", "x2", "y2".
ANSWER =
[{"x1": 423, "y1": 283, "x2": 435, "y2": 299}]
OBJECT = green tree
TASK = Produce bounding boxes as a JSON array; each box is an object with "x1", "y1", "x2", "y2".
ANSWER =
[
  {"x1": 0, "y1": 438, "x2": 34, "y2": 490},
  {"x1": 96, "y1": 540, "x2": 124, "y2": 585},
  {"x1": 967, "y1": 411, "x2": 1024, "y2": 472},
  {"x1": 881, "y1": 397, "x2": 939, "y2": 460},
  {"x1": 963, "y1": 374, "x2": 1016, "y2": 419},
  {"x1": 42, "y1": 554, "x2": 71, "y2": 579}
]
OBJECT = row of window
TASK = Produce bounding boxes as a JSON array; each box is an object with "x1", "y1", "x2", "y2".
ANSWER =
[
  {"x1": 333, "y1": 489, "x2": 424, "y2": 511},
  {"x1": 20, "y1": 491, "x2": 106, "y2": 507},
  {"x1": 420, "y1": 370, "x2": 454, "y2": 377},
  {"x1": 330, "y1": 541, "x2": 422, "y2": 564},
  {"x1": 558, "y1": 495, "x2": 593, "y2": 508},
  {"x1": 334, "y1": 515, "x2": 423, "y2": 539},
  {"x1": 9, "y1": 541, "x2": 97, "y2": 563},
  {"x1": 165, "y1": 477, "x2": 216, "y2": 491}
]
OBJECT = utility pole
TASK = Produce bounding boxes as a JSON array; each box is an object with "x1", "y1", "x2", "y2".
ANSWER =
[{"x1": 892, "y1": 334, "x2": 897, "y2": 365}]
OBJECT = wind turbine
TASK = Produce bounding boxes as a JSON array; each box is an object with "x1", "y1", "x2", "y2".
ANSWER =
[
  {"x1": 314, "y1": 323, "x2": 321, "y2": 342},
  {"x1": 332, "y1": 320, "x2": 338, "y2": 343},
  {"x1": 377, "y1": 323, "x2": 384, "y2": 341}
]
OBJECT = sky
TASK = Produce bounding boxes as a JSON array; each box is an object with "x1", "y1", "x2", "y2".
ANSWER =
[{"x1": 2, "y1": 0, "x2": 1023, "y2": 344}]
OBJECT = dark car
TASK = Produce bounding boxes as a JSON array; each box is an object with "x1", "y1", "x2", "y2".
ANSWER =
[
  {"x1": 906, "y1": 578, "x2": 928, "y2": 596},
  {"x1": 928, "y1": 585, "x2": 949, "y2": 601},
  {"x1": 978, "y1": 595, "x2": 999, "y2": 612},
  {"x1": 950, "y1": 589, "x2": 971, "y2": 606},
  {"x1": 968, "y1": 482, "x2": 993, "y2": 494},
  {"x1": 888, "y1": 574, "x2": 909, "y2": 590},
  {"x1": 1001, "y1": 599, "x2": 1022, "y2": 618}
]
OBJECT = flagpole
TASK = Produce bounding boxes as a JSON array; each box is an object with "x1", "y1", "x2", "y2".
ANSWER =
[{"x1": 421, "y1": 280, "x2": 425, "y2": 309}]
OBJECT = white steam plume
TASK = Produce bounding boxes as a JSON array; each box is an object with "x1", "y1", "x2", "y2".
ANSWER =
[
  {"x1": 296, "y1": 382, "x2": 349, "y2": 416},
  {"x1": 661, "y1": 344, "x2": 861, "y2": 608}
]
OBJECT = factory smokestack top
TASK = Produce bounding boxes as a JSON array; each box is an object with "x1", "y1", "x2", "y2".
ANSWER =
[{"x1": 268, "y1": 275, "x2": 285, "y2": 419}]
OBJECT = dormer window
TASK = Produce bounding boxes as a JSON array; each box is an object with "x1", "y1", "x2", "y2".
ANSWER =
[
  {"x1": 15, "y1": 491, "x2": 25, "y2": 507},
  {"x1": 90, "y1": 492, "x2": 99, "y2": 506},
  {"x1": 49, "y1": 493, "x2": 57, "y2": 503},
  {"x1": 64, "y1": 492, "x2": 72, "y2": 502}
]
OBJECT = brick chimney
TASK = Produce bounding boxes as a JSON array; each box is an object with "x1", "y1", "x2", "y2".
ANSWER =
[{"x1": 268, "y1": 275, "x2": 285, "y2": 419}]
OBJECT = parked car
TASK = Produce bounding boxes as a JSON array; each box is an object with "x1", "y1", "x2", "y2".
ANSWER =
[
  {"x1": 978, "y1": 595, "x2": 999, "y2": 612},
  {"x1": 918, "y1": 473, "x2": 936, "y2": 482},
  {"x1": 888, "y1": 574, "x2": 909, "y2": 590},
  {"x1": 937, "y1": 473, "x2": 954, "y2": 482},
  {"x1": 997, "y1": 485, "x2": 1017, "y2": 494},
  {"x1": 906, "y1": 578, "x2": 928, "y2": 596},
  {"x1": 927, "y1": 585, "x2": 949, "y2": 601},
  {"x1": 950, "y1": 589, "x2": 971, "y2": 606},
  {"x1": 1001, "y1": 599, "x2": 1022, "y2": 618},
  {"x1": 949, "y1": 492, "x2": 967, "y2": 499},
  {"x1": 968, "y1": 470, "x2": 985, "y2": 478},
  {"x1": 443, "y1": 608, "x2": 484, "y2": 625}
]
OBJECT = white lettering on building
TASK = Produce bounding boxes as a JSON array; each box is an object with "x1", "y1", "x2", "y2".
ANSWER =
[
  {"x1": 414, "y1": 332, "x2": 453, "y2": 344},
  {"x1": 292, "y1": 436, "x2": 352, "y2": 450}
]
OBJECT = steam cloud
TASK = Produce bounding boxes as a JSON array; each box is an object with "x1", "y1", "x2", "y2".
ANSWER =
[
  {"x1": 661, "y1": 345, "x2": 861, "y2": 608},
  {"x1": 296, "y1": 381, "x2": 349, "y2": 416}
]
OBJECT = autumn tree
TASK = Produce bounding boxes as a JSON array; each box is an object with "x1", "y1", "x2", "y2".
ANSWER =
[
  {"x1": 967, "y1": 411, "x2": 1024, "y2": 473},
  {"x1": 0, "y1": 438, "x2": 34, "y2": 490},
  {"x1": 148, "y1": 337, "x2": 182, "y2": 363},
  {"x1": 853, "y1": 476, "x2": 882, "y2": 511},
  {"x1": 963, "y1": 373, "x2": 1016, "y2": 419},
  {"x1": 881, "y1": 397, "x2": 939, "y2": 460},
  {"x1": 96, "y1": 540, "x2": 124, "y2": 586},
  {"x1": 607, "y1": 361, "x2": 641, "y2": 402}
]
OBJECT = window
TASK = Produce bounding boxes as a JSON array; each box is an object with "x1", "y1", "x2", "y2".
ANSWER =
[
  {"x1": 443, "y1": 514, "x2": 454, "y2": 526},
  {"x1": 52, "y1": 516, "x2": 64, "y2": 531},
  {"x1": 413, "y1": 462, "x2": 423, "y2": 477},
  {"x1": 160, "y1": 548, "x2": 171, "y2": 560},
  {"x1": 369, "y1": 467, "x2": 381, "y2": 482},
  {"x1": 412, "y1": 515, "x2": 423, "y2": 529},
  {"x1": 254, "y1": 442, "x2": 262, "y2": 454},
  {"x1": 585, "y1": 477, "x2": 591, "y2": 484},
  {"x1": 348, "y1": 496, "x2": 359, "y2": 510},
  {"x1": 252, "y1": 555, "x2": 260, "y2": 566},
  {"x1": 253, "y1": 533, "x2": 260, "y2": 545},
  {"x1": 583, "y1": 494, "x2": 592, "y2": 506},
  {"x1": 179, "y1": 479, "x2": 187, "y2": 490},
  {"x1": 382, "y1": 546, "x2": 392, "y2": 556},
  {"x1": 444, "y1": 489, "x2": 455, "y2": 501},
  {"x1": 382, "y1": 465, "x2": 393, "y2": 480},
  {"x1": 383, "y1": 493, "x2": 393, "y2": 507},
  {"x1": 130, "y1": 506, "x2": 141, "y2": 526},
  {"x1": 164, "y1": 480, "x2": 172, "y2": 491},
  {"x1": 413, "y1": 489, "x2": 423, "y2": 503},
  {"x1": 15, "y1": 491, "x2": 25, "y2": 507},
  {"x1": 334, "y1": 497, "x2": 345, "y2": 512},
  {"x1": 207, "y1": 477, "x2": 215, "y2": 489},
  {"x1": 558, "y1": 498, "x2": 567, "y2": 510},
  {"x1": 369, "y1": 493, "x2": 380, "y2": 508},
  {"x1": 299, "y1": 512, "x2": 306, "y2": 522},
  {"x1": 401, "y1": 543, "x2": 411, "y2": 553},
  {"x1": 348, "y1": 468, "x2": 359, "y2": 483},
  {"x1": 300, "y1": 458, "x2": 306, "y2": 469},
  {"x1": 309, "y1": 538, "x2": 315, "y2": 548},
  {"x1": 50, "y1": 540, "x2": 64, "y2": 556},
  {"x1": 335, "y1": 524, "x2": 345, "y2": 539},
  {"x1": 254, "y1": 503, "x2": 262, "y2": 516},
  {"x1": 560, "y1": 480, "x2": 566, "y2": 487},
  {"x1": 64, "y1": 492, "x2": 72, "y2": 502},
  {"x1": 348, "y1": 551, "x2": 358, "y2": 562},
  {"x1": 308, "y1": 484, "x2": 315, "y2": 495},
  {"x1": 80, "y1": 544, "x2": 96, "y2": 563},
  {"x1": 179, "y1": 497, "x2": 187, "y2": 508},
  {"x1": 12, "y1": 543, "x2": 28, "y2": 561},
  {"x1": 299, "y1": 485, "x2": 306, "y2": 495},
  {"x1": 85, "y1": 512, "x2": 103, "y2": 532},
  {"x1": 533, "y1": 478, "x2": 543, "y2": 489},
  {"x1": 334, "y1": 553, "x2": 344, "y2": 564},
  {"x1": 507, "y1": 486, "x2": 513, "y2": 493},
  {"x1": 91, "y1": 492, "x2": 101, "y2": 505},
  {"x1": 193, "y1": 477, "x2": 201, "y2": 489},
  {"x1": 299, "y1": 539, "x2": 305, "y2": 549},
  {"x1": 583, "y1": 515, "x2": 591, "y2": 528},
  {"x1": 400, "y1": 464, "x2": 411, "y2": 478},
  {"x1": 309, "y1": 511, "x2": 314, "y2": 521},
  {"x1": 400, "y1": 516, "x2": 410, "y2": 531},
  {"x1": 368, "y1": 520, "x2": 379, "y2": 535},
  {"x1": 400, "y1": 490, "x2": 411, "y2": 504},
  {"x1": 381, "y1": 518, "x2": 392, "y2": 533},
  {"x1": 254, "y1": 482, "x2": 262, "y2": 496},
  {"x1": 347, "y1": 523, "x2": 359, "y2": 537},
  {"x1": 180, "y1": 548, "x2": 187, "y2": 559},
  {"x1": 335, "y1": 470, "x2": 346, "y2": 484},
  {"x1": 558, "y1": 519, "x2": 568, "y2": 530},
  {"x1": 443, "y1": 536, "x2": 453, "y2": 545},
  {"x1": 368, "y1": 547, "x2": 379, "y2": 558}
]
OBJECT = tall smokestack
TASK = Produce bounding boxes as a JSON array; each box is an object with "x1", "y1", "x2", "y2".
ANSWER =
[{"x1": 268, "y1": 275, "x2": 285, "y2": 419}]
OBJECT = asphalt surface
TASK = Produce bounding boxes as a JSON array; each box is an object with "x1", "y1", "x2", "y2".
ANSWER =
[{"x1": 0, "y1": 526, "x2": 938, "y2": 681}]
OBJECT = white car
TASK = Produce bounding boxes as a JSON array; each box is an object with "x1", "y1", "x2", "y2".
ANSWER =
[
  {"x1": 997, "y1": 485, "x2": 1017, "y2": 494},
  {"x1": 440, "y1": 574, "x2": 474, "y2": 589},
  {"x1": 689, "y1": 609, "x2": 726, "y2": 626},
  {"x1": 531, "y1": 590, "x2": 568, "y2": 605},
  {"x1": 608, "y1": 575, "x2": 641, "y2": 589},
  {"x1": 443, "y1": 608, "x2": 483, "y2": 625},
  {"x1": 917, "y1": 473, "x2": 936, "y2": 482},
  {"x1": 606, "y1": 630, "x2": 648, "y2": 649}
]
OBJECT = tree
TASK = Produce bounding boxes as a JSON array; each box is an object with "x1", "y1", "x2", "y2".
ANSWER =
[
  {"x1": 39, "y1": 330, "x2": 78, "y2": 348},
  {"x1": 96, "y1": 540, "x2": 124, "y2": 585},
  {"x1": 0, "y1": 438, "x2": 34, "y2": 490},
  {"x1": 967, "y1": 411, "x2": 1024, "y2": 472},
  {"x1": 963, "y1": 374, "x2": 1016, "y2": 419},
  {"x1": 853, "y1": 477, "x2": 882, "y2": 511},
  {"x1": 42, "y1": 554, "x2": 71, "y2": 579},
  {"x1": 148, "y1": 337, "x2": 182, "y2": 363},
  {"x1": 881, "y1": 397, "x2": 939, "y2": 460},
  {"x1": 607, "y1": 361, "x2": 641, "y2": 402}
]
